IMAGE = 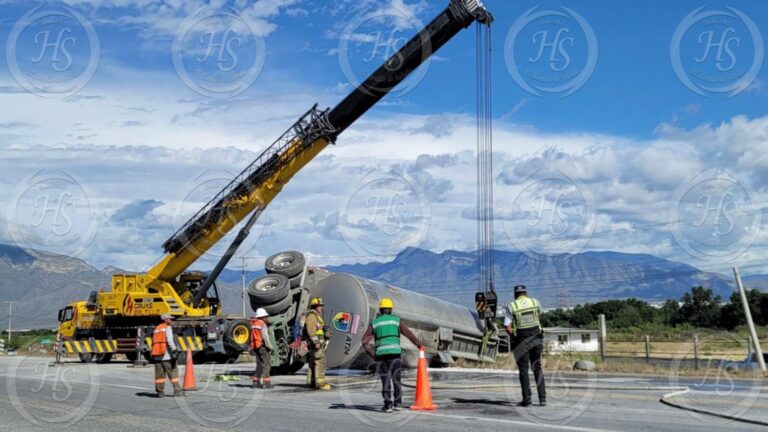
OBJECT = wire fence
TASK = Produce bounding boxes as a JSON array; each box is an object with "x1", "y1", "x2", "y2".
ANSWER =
[{"x1": 605, "y1": 338, "x2": 767, "y2": 361}]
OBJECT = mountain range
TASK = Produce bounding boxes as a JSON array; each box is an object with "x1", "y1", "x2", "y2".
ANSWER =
[{"x1": 0, "y1": 243, "x2": 763, "y2": 329}]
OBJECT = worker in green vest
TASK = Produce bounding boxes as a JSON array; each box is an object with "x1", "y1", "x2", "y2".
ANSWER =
[
  {"x1": 362, "y1": 297, "x2": 422, "y2": 413},
  {"x1": 504, "y1": 285, "x2": 546, "y2": 407}
]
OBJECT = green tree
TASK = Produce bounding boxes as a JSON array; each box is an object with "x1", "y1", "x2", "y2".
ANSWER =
[
  {"x1": 719, "y1": 289, "x2": 768, "y2": 330},
  {"x1": 612, "y1": 305, "x2": 643, "y2": 328},
  {"x1": 657, "y1": 299, "x2": 680, "y2": 326},
  {"x1": 674, "y1": 286, "x2": 721, "y2": 328}
]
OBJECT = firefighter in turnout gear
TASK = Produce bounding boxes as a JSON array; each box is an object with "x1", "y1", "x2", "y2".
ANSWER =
[
  {"x1": 504, "y1": 285, "x2": 546, "y2": 407},
  {"x1": 304, "y1": 297, "x2": 331, "y2": 390},
  {"x1": 152, "y1": 313, "x2": 183, "y2": 398},
  {"x1": 361, "y1": 298, "x2": 422, "y2": 413},
  {"x1": 250, "y1": 308, "x2": 273, "y2": 389}
]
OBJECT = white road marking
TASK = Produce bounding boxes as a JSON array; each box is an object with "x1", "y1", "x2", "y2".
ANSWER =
[{"x1": 419, "y1": 411, "x2": 620, "y2": 432}]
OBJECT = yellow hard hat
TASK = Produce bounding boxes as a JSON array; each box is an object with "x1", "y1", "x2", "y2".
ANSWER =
[
  {"x1": 309, "y1": 297, "x2": 324, "y2": 307},
  {"x1": 379, "y1": 298, "x2": 394, "y2": 309}
]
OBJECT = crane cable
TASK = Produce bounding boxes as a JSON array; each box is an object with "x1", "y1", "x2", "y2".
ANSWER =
[
  {"x1": 476, "y1": 22, "x2": 494, "y2": 298},
  {"x1": 476, "y1": 21, "x2": 496, "y2": 351}
]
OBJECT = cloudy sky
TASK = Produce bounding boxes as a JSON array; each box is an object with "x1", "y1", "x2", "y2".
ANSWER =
[{"x1": 0, "y1": 0, "x2": 766, "y2": 277}]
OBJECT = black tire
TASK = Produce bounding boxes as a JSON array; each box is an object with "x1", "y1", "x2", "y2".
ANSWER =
[
  {"x1": 223, "y1": 319, "x2": 251, "y2": 353},
  {"x1": 248, "y1": 274, "x2": 290, "y2": 304},
  {"x1": 289, "y1": 272, "x2": 303, "y2": 288},
  {"x1": 78, "y1": 352, "x2": 109, "y2": 363},
  {"x1": 265, "y1": 251, "x2": 305, "y2": 278},
  {"x1": 259, "y1": 293, "x2": 292, "y2": 315}
]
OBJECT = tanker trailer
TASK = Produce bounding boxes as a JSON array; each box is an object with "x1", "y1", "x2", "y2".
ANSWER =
[
  {"x1": 313, "y1": 273, "x2": 498, "y2": 369},
  {"x1": 248, "y1": 252, "x2": 499, "y2": 372}
]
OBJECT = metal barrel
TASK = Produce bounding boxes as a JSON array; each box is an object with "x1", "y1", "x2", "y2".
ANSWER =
[{"x1": 315, "y1": 273, "x2": 496, "y2": 369}]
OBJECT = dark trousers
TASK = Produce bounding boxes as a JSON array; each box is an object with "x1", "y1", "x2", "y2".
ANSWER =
[
  {"x1": 252, "y1": 346, "x2": 271, "y2": 381},
  {"x1": 378, "y1": 356, "x2": 402, "y2": 406},
  {"x1": 513, "y1": 330, "x2": 546, "y2": 403},
  {"x1": 154, "y1": 359, "x2": 181, "y2": 394}
]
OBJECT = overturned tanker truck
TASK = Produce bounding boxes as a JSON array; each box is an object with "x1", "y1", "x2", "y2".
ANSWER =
[{"x1": 249, "y1": 251, "x2": 499, "y2": 372}]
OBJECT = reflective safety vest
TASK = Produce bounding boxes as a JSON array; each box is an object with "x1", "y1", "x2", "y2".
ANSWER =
[
  {"x1": 508, "y1": 296, "x2": 541, "y2": 331},
  {"x1": 372, "y1": 314, "x2": 401, "y2": 356},
  {"x1": 151, "y1": 323, "x2": 168, "y2": 357},
  {"x1": 250, "y1": 319, "x2": 266, "y2": 350},
  {"x1": 305, "y1": 310, "x2": 325, "y2": 339}
]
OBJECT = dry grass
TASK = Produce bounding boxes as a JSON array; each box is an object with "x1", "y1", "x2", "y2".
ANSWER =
[{"x1": 607, "y1": 340, "x2": 747, "y2": 361}]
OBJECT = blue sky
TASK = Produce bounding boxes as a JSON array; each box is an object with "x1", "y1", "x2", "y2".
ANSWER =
[{"x1": 0, "y1": 0, "x2": 766, "y2": 278}]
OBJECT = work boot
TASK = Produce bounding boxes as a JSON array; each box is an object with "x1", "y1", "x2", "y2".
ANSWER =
[
  {"x1": 539, "y1": 398, "x2": 547, "y2": 407},
  {"x1": 393, "y1": 403, "x2": 403, "y2": 412},
  {"x1": 253, "y1": 381, "x2": 262, "y2": 389},
  {"x1": 262, "y1": 381, "x2": 273, "y2": 390},
  {"x1": 156, "y1": 392, "x2": 165, "y2": 399},
  {"x1": 518, "y1": 400, "x2": 532, "y2": 407},
  {"x1": 316, "y1": 383, "x2": 332, "y2": 391},
  {"x1": 173, "y1": 390, "x2": 185, "y2": 397},
  {"x1": 381, "y1": 403, "x2": 393, "y2": 413}
]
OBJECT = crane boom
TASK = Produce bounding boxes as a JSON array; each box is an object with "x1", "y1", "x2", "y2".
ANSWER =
[
  {"x1": 149, "y1": 0, "x2": 493, "y2": 285},
  {"x1": 56, "y1": 0, "x2": 495, "y2": 367}
]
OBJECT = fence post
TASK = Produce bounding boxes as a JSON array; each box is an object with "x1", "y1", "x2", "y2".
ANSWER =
[
  {"x1": 598, "y1": 314, "x2": 607, "y2": 360},
  {"x1": 693, "y1": 334, "x2": 699, "y2": 370},
  {"x1": 644, "y1": 335, "x2": 650, "y2": 360}
]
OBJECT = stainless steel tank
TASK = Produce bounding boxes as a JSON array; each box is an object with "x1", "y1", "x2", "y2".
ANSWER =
[{"x1": 314, "y1": 273, "x2": 497, "y2": 369}]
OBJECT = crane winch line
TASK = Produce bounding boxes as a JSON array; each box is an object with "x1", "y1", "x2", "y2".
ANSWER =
[{"x1": 474, "y1": 20, "x2": 497, "y2": 334}]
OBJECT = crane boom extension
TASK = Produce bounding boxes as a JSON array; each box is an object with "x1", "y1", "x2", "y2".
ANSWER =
[{"x1": 151, "y1": 0, "x2": 493, "y2": 289}]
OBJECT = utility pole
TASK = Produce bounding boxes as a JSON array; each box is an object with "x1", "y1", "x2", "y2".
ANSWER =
[
  {"x1": 240, "y1": 256, "x2": 248, "y2": 317},
  {"x1": 734, "y1": 267, "x2": 766, "y2": 371},
  {"x1": 239, "y1": 255, "x2": 260, "y2": 317},
  {"x1": 4, "y1": 302, "x2": 16, "y2": 344}
]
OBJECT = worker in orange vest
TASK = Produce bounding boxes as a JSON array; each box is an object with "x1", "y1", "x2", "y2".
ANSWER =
[
  {"x1": 152, "y1": 313, "x2": 182, "y2": 398},
  {"x1": 250, "y1": 308, "x2": 274, "y2": 389}
]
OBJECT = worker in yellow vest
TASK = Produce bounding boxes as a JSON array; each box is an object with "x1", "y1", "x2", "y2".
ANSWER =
[
  {"x1": 504, "y1": 285, "x2": 546, "y2": 407},
  {"x1": 304, "y1": 297, "x2": 331, "y2": 390},
  {"x1": 152, "y1": 313, "x2": 182, "y2": 398}
]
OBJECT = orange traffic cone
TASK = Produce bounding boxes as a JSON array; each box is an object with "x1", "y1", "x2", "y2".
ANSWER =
[
  {"x1": 410, "y1": 347, "x2": 437, "y2": 411},
  {"x1": 182, "y1": 348, "x2": 197, "y2": 391}
]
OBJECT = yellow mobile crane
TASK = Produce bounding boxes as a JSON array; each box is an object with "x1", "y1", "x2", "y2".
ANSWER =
[{"x1": 57, "y1": 0, "x2": 493, "y2": 364}]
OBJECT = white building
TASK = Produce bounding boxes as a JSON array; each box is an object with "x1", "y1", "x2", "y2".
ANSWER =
[{"x1": 543, "y1": 327, "x2": 599, "y2": 353}]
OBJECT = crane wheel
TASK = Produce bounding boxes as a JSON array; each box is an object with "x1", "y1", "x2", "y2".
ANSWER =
[
  {"x1": 223, "y1": 319, "x2": 251, "y2": 352},
  {"x1": 265, "y1": 251, "x2": 305, "y2": 278}
]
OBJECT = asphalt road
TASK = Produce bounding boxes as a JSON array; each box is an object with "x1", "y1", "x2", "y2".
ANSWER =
[{"x1": 1, "y1": 356, "x2": 766, "y2": 432}]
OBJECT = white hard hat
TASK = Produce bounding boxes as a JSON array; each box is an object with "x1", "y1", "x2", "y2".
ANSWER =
[
  {"x1": 160, "y1": 313, "x2": 173, "y2": 321},
  {"x1": 255, "y1": 308, "x2": 269, "y2": 318}
]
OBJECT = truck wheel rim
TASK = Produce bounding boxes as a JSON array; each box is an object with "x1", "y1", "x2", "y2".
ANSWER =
[{"x1": 233, "y1": 325, "x2": 249, "y2": 345}]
